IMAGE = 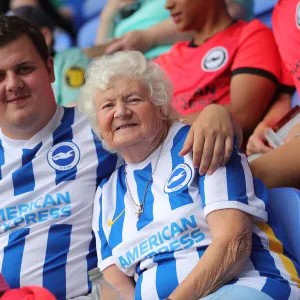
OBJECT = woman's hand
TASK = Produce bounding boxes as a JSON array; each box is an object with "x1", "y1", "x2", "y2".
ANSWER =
[
  {"x1": 246, "y1": 122, "x2": 273, "y2": 156},
  {"x1": 101, "y1": 0, "x2": 136, "y2": 21},
  {"x1": 179, "y1": 105, "x2": 238, "y2": 175}
]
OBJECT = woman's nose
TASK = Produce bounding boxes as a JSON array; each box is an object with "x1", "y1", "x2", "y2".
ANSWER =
[
  {"x1": 114, "y1": 101, "x2": 131, "y2": 118},
  {"x1": 6, "y1": 73, "x2": 24, "y2": 93}
]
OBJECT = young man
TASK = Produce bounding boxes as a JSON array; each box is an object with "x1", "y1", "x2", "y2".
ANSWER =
[
  {"x1": 0, "y1": 15, "x2": 118, "y2": 299},
  {"x1": 11, "y1": 5, "x2": 90, "y2": 107}
]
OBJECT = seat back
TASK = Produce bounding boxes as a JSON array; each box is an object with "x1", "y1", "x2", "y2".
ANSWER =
[
  {"x1": 267, "y1": 188, "x2": 300, "y2": 264},
  {"x1": 254, "y1": 0, "x2": 277, "y2": 27}
]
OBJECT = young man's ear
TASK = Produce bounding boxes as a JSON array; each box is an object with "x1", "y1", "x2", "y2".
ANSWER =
[
  {"x1": 46, "y1": 56, "x2": 55, "y2": 83},
  {"x1": 40, "y1": 26, "x2": 54, "y2": 50}
]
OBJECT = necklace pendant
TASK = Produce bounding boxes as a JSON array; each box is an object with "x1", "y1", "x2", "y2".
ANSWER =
[{"x1": 136, "y1": 207, "x2": 144, "y2": 218}]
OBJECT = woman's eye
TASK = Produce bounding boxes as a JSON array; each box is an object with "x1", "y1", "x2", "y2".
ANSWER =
[
  {"x1": 128, "y1": 98, "x2": 141, "y2": 104},
  {"x1": 102, "y1": 103, "x2": 114, "y2": 109}
]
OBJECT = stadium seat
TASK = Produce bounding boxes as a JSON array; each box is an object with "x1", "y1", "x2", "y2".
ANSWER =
[
  {"x1": 54, "y1": 30, "x2": 72, "y2": 52},
  {"x1": 267, "y1": 188, "x2": 300, "y2": 264},
  {"x1": 291, "y1": 92, "x2": 299, "y2": 108},
  {"x1": 61, "y1": 0, "x2": 84, "y2": 30},
  {"x1": 254, "y1": 0, "x2": 278, "y2": 15},
  {"x1": 82, "y1": 0, "x2": 107, "y2": 20},
  {"x1": 254, "y1": 0, "x2": 277, "y2": 28},
  {"x1": 77, "y1": 15, "x2": 99, "y2": 48}
]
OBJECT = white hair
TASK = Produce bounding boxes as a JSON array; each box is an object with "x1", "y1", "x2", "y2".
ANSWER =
[{"x1": 78, "y1": 51, "x2": 174, "y2": 145}]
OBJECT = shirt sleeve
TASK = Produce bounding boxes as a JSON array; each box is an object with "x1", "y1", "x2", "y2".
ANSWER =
[
  {"x1": 198, "y1": 141, "x2": 268, "y2": 222},
  {"x1": 93, "y1": 184, "x2": 116, "y2": 271},
  {"x1": 231, "y1": 20, "x2": 281, "y2": 86}
]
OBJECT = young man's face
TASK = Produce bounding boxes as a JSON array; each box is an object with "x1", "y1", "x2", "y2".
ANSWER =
[{"x1": 0, "y1": 35, "x2": 57, "y2": 139}]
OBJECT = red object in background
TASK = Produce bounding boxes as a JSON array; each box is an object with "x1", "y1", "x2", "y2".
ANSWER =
[
  {"x1": 271, "y1": 105, "x2": 300, "y2": 132},
  {"x1": 1, "y1": 286, "x2": 56, "y2": 300},
  {"x1": 0, "y1": 274, "x2": 10, "y2": 294}
]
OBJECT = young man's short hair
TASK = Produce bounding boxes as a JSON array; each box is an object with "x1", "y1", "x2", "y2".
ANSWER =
[{"x1": 0, "y1": 15, "x2": 50, "y2": 63}]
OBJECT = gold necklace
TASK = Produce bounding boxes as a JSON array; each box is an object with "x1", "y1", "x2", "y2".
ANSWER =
[{"x1": 124, "y1": 141, "x2": 164, "y2": 218}]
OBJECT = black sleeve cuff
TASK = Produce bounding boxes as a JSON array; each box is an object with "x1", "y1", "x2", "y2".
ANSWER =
[
  {"x1": 231, "y1": 67, "x2": 278, "y2": 86},
  {"x1": 279, "y1": 84, "x2": 296, "y2": 95}
]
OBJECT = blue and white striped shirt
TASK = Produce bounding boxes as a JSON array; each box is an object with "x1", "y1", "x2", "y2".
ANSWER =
[
  {"x1": 0, "y1": 106, "x2": 118, "y2": 300},
  {"x1": 93, "y1": 122, "x2": 300, "y2": 300}
]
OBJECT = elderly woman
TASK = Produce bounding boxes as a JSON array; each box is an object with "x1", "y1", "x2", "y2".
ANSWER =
[{"x1": 79, "y1": 51, "x2": 299, "y2": 300}]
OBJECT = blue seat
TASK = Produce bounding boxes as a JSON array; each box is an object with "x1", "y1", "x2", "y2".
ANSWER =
[
  {"x1": 267, "y1": 188, "x2": 300, "y2": 265},
  {"x1": 54, "y1": 30, "x2": 72, "y2": 52},
  {"x1": 82, "y1": 0, "x2": 107, "y2": 20},
  {"x1": 61, "y1": 0, "x2": 84, "y2": 31},
  {"x1": 254, "y1": 0, "x2": 277, "y2": 28},
  {"x1": 291, "y1": 92, "x2": 299, "y2": 108},
  {"x1": 254, "y1": 0, "x2": 277, "y2": 16},
  {"x1": 77, "y1": 15, "x2": 99, "y2": 48}
]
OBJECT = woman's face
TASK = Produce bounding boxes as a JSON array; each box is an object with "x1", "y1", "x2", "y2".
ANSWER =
[
  {"x1": 165, "y1": 0, "x2": 210, "y2": 31},
  {"x1": 95, "y1": 77, "x2": 165, "y2": 152}
]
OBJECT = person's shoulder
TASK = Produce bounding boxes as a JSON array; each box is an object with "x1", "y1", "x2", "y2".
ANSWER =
[
  {"x1": 98, "y1": 163, "x2": 124, "y2": 189},
  {"x1": 154, "y1": 41, "x2": 191, "y2": 64},
  {"x1": 167, "y1": 122, "x2": 190, "y2": 145},
  {"x1": 239, "y1": 19, "x2": 273, "y2": 38}
]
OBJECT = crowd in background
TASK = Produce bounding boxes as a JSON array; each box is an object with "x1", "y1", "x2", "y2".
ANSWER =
[{"x1": 0, "y1": 0, "x2": 299, "y2": 299}]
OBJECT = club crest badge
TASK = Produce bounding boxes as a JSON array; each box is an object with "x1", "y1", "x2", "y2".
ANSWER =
[
  {"x1": 201, "y1": 47, "x2": 228, "y2": 72},
  {"x1": 47, "y1": 142, "x2": 80, "y2": 171},
  {"x1": 296, "y1": 2, "x2": 300, "y2": 29},
  {"x1": 164, "y1": 163, "x2": 192, "y2": 194}
]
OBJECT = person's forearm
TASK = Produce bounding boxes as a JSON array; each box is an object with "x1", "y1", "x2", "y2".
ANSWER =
[
  {"x1": 168, "y1": 236, "x2": 252, "y2": 299},
  {"x1": 250, "y1": 137, "x2": 300, "y2": 189},
  {"x1": 96, "y1": 10, "x2": 116, "y2": 44},
  {"x1": 144, "y1": 18, "x2": 193, "y2": 48},
  {"x1": 103, "y1": 265, "x2": 135, "y2": 300},
  {"x1": 259, "y1": 93, "x2": 291, "y2": 127}
]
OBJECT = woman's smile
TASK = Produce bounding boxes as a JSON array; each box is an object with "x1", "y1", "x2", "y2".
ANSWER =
[{"x1": 115, "y1": 123, "x2": 138, "y2": 131}]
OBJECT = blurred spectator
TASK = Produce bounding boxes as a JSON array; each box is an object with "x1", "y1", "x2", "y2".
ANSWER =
[
  {"x1": 247, "y1": 0, "x2": 300, "y2": 155},
  {"x1": 226, "y1": 0, "x2": 254, "y2": 21},
  {"x1": 8, "y1": 0, "x2": 76, "y2": 40},
  {"x1": 95, "y1": 0, "x2": 254, "y2": 58},
  {"x1": 250, "y1": 134, "x2": 300, "y2": 189},
  {"x1": 10, "y1": 0, "x2": 37, "y2": 8},
  {"x1": 96, "y1": 0, "x2": 175, "y2": 59},
  {"x1": 154, "y1": 0, "x2": 281, "y2": 139},
  {"x1": 246, "y1": 63, "x2": 295, "y2": 156},
  {"x1": 12, "y1": 5, "x2": 88, "y2": 106},
  {"x1": 247, "y1": 0, "x2": 300, "y2": 189}
]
